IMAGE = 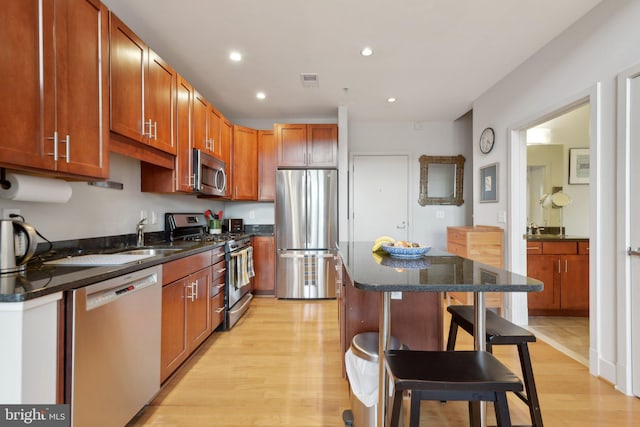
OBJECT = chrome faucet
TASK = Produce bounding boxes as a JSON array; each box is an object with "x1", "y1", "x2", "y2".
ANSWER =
[{"x1": 136, "y1": 218, "x2": 146, "y2": 247}]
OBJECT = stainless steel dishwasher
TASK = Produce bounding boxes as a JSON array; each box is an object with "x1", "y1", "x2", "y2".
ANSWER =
[{"x1": 69, "y1": 265, "x2": 162, "y2": 427}]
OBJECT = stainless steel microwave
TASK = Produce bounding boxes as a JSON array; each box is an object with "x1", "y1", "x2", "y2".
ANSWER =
[{"x1": 193, "y1": 148, "x2": 227, "y2": 196}]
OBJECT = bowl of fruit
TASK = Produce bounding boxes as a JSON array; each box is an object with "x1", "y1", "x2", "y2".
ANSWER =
[{"x1": 381, "y1": 240, "x2": 431, "y2": 259}]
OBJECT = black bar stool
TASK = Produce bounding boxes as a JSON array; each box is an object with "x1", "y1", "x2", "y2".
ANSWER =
[
  {"x1": 385, "y1": 349, "x2": 523, "y2": 427},
  {"x1": 447, "y1": 305, "x2": 544, "y2": 427}
]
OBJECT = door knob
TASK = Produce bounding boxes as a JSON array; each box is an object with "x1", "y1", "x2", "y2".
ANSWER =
[
  {"x1": 628, "y1": 247, "x2": 640, "y2": 256},
  {"x1": 396, "y1": 221, "x2": 406, "y2": 229}
]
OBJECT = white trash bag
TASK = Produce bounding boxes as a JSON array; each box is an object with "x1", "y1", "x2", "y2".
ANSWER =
[{"x1": 345, "y1": 348, "x2": 379, "y2": 407}]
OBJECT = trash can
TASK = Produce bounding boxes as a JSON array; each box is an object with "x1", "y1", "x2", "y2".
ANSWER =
[{"x1": 345, "y1": 332, "x2": 404, "y2": 427}]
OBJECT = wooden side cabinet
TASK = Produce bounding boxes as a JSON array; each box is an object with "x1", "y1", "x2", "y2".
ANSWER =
[
  {"x1": 527, "y1": 240, "x2": 589, "y2": 316},
  {"x1": 252, "y1": 236, "x2": 275, "y2": 295},
  {"x1": 446, "y1": 226, "x2": 504, "y2": 310},
  {"x1": 274, "y1": 123, "x2": 338, "y2": 167},
  {"x1": 258, "y1": 130, "x2": 276, "y2": 201},
  {"x1": 231, "y1": 125, "x2": 258, "y2": 200}
]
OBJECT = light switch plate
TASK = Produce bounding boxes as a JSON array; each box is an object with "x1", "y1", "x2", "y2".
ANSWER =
[
  {"x1": 391, "y1": 291, "x2": 402, "y2": 300},
  {"x1": 497, "y1": 211, "x2": 506, "y2": 223}
]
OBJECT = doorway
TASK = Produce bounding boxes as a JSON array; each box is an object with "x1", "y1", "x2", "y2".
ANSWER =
[{"x1": 350, "y1": 154, "x2": 409, "y2": 242}]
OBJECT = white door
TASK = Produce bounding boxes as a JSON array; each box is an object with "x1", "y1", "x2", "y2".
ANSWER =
[
  {"x1": 351, "y1": 155, "x2": 409, "y2": 242},
  {"x1": 629, "y1": 73, "x2": 640, "y2": 397}
]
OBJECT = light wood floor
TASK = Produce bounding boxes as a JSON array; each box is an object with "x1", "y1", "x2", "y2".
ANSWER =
[
  {"x1": 130, "y1": 297, "x2": 640, "y2": 426},
  {"x1": 527, "y1": 316, "x2": 589, "y2": 365}
]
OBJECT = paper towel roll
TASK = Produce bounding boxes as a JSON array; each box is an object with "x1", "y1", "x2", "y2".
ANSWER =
[{"x1": 0, "y1": 173, "x2": 72, "y2": 203}]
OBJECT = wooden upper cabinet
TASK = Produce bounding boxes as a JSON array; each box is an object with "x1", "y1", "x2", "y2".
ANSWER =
[
  {"x1": 192, "y1": 91, "x2": 225, "y2": 161},
  {"x1": 209, "y1": 106, "x2": 222, "y2": 159},
  {"x1": 0, "y1": 0, "x2": 108, "y2": 179},
  {"x1": 275, "y1": 123, "x2": 338, "y2": 167},
  {"x1": 232, "y1": 125, "x2": 258, "y2": 200},
  {"x1": 307, "y1": 124, "x2": 338, "y2": 166},
  {"x1": 220, "y1": 117, "x2": 232, "y2": 169},
  {"x1": 109, "y1": 12, "x2": 176, "y2": 155},
  {"x1": 175, "y1": 75, "x2": 194, "y2": 192},
  {"x1": 258, "y1": 130, "x2": 276, "y2": 201}
]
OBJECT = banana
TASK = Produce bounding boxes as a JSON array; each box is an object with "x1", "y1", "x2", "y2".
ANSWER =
[
  {"x1": 371, "y1": 252, "x2": 383, "y2": 264},
  {"x1": 372, "y1": 235, "x2": 396, "y2": 253}
]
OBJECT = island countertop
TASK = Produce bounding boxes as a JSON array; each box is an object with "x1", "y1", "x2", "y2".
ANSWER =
[{"x1": 339, "y1": 241, "x2": 543, "y2": 293}]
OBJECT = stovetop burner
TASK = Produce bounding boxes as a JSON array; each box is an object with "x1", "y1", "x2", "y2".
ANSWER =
[{"x1": 165, "y1": 213, "x2": 250, "y2": 246}]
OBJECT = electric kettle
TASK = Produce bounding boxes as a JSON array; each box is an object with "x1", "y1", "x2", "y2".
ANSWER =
[{"x1": 0, "y1": 219, "x2": 38, "y2": 274}]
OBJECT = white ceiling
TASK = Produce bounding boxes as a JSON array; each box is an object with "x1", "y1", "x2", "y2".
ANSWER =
[{"x1": 102, "y1": 0, "x2": 601, "y2": 122}]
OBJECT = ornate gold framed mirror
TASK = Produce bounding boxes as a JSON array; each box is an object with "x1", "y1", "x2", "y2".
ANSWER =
[{"x1": 418, "y1": 155, "x2": 465, "y2": 206}]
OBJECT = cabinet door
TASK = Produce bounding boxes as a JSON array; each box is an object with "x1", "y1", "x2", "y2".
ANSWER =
[
  {"x1": 146, "y1": 50, "x2": 177, "y2": 154},
  {"x1": 54, "y1": 0, "x2": 108, "y2": 178},
  {"x1": 258, "y1": 130, "x2": 276, "y2": 201},
  {"x1": 527, "y1": 254, "x2": 561, "y2": 310},
  {"x1": 175, "y1": 75, "x2": 193, "y2": 192},
  {"x1": 209, "y1": 106, "x2": 222, "y2": 159},
  {"x1": 220, "y1": 117, "x2": 232, "y2": 169},
  {"x1": 307, "y1": 124, "x2": 338, "y2": 167},
  {"x1": 192, "y1": 92, "x2": 209, "y2": 153},
  {"x1": 253, "y1": 236, "x2": 275, "y2": 294},
  {"x1": 275, "y1": 123, "x2": 307, "y2": 166},
  {"x1": 561, "y1": 254, "x2": 589, "y2": 312},
  {"x1": 232, "y1": 125, "x2": 258, "y2": 200},
  {"x1": 109, "y1": 13, "x2": 146, "y2": 142},
  {"x1": 186, "y1": 267, "x2": 211, "y2": 350},
  {"x1": 161, "y1": 279, "x2": 188, "y2": 382}
]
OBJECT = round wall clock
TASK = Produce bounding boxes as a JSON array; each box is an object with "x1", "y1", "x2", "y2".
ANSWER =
[{"x1": 479, "y1": 127, "x2": 495, "y2": 154}]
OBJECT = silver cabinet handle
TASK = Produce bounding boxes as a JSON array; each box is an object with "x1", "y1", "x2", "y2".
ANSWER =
[
  {"x1": 216, "y1": 283, "x2": 225, "y2": 290},
  {"x1": 214, "y1": 307, "x2": 225, "y2": 313},
  {"x1": 153, "y1": 121, "x2": 157, "y2": 140},
  {"x1": 60, "y1": 134, "x2": 70, "y2": 163},
  {"x1": 565, "y1": 259, "x2": 568, "y2": 273},
  {"x1": 628, "y1": 247, "x2": 640, "y2": 256},
  {"x1": 216, "y1": 268, "x2": 226, "y2": 274},
  {"x1": 558, "y1": 259, "x2": 561, "y2": 273},
  {"x1": 143, "y1": 119, "x2": 153, "y2": 138},
  {"x1": 47, "y1": 131, "x2": 59, "y2": 161}
]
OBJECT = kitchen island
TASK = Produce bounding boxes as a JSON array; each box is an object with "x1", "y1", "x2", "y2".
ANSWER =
[{"x1": 339, "y1": 241, "x2": 543, "y2": 427}]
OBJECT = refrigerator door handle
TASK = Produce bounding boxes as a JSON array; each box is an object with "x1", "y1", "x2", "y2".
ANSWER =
[{"x1": 280, "y1": 252, "x2": 306, "y2": 259}]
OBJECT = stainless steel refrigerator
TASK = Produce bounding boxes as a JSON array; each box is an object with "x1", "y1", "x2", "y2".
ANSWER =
[{"x1": 276, "y1": 169, "x2": 338, "y2": 299}]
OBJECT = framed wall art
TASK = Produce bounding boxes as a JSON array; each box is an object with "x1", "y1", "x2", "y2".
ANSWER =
[
  {"x1": 569, "y1": 148, "x2": 590, "y2": 184},
  {"x1": 479, "y1": 163, "x2": 498, "y2": 203}
]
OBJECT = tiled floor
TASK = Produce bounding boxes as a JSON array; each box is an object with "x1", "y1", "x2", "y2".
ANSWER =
[{"x1": 527, "y1": 315, "x2": 589, "y2": 365}]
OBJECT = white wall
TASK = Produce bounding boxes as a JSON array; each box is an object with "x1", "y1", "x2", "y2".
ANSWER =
[
  {"x1": 0, "y1": 153, "x2": 226, "y2": 241},
  {"x1": 471, "y1": 0, "x2": 640, "y2": 390},
  {"x1": 348, "y1": 118, "x2": 473, "y2": 250}
]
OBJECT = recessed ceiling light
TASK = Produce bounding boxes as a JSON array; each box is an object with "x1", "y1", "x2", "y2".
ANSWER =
[
  {"x1": 256, "y1": 92, "x2": 266, "y2": 100},
  {"x1": 387, "y1": 97, "x2": 397, "y2": 103},
  {"x1": 229, "y1": 51, "x2": 242, "y2": 61},
  {"x1": 361, "y1": 47, "x2": 373, "y2": 57}
]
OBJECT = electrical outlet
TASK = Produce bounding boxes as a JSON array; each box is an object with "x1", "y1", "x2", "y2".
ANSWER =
[
  {"x1": 249, "y1": 210, "x2": 255, "y2": 219},
  {"x1": 436, "y1": 210, "x2": 445, "y2": 219},
  {"x1": 391, "y1": 291, "x2": 402, "y2": 300},
  {"x1": 1, "y1": 208, "x2": 20, "y2": 219},
  {"x1": 151, "y1": 211, "x2": 158, "y2": 225}
]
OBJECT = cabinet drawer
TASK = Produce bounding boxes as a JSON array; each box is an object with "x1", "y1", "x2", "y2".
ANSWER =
[
  {"x1": 578, "y1": 241, "x2": 590, "y2": 255},
  {"x1": 210, "y1": 291, "x2": 225, "y2": 330},
  {"x1": 542, "y1": 241, "x2": 577, "y2": 255},
  {"x1": 526, "y1": 242, "x2": 543, "y2": 254},
  {"x1": 211, "y1": 246, "x2": 225, "y2": 264},
  {"x1": 163, "y1": 251, "x2": 212, "y2": 284},
  {"x1": 211, "y1": 260, "x2": 226, "y2": 282}
]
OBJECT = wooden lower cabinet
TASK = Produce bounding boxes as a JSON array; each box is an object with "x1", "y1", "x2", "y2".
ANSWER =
[
  {"x1": 252, "y1": 236, "x2": 275, "y2": 295},
  {"x1": 161, "y1": 251, "x2": 213, "y2": 383},
  {"x1": 527, "y1": 240, "x2": 589, "y2": 316},
  {"x1": 210, "y1": 249, "x2": 226, "y2": 330}
]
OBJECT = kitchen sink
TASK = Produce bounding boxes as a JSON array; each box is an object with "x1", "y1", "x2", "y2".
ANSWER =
[{"x1": 117, "y1": 248, "x2": 183, "y2": 256}]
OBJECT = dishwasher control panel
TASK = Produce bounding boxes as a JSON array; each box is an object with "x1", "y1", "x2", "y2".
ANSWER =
[{"x1": 85, "y1": 267, "x2": 161, "y2": 311}]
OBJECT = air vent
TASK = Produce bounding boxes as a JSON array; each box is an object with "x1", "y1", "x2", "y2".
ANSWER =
[{"x1": 300, "y1": 73, "x2": 319, "y2": 88}]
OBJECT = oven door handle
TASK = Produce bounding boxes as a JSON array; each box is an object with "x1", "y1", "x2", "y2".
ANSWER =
[{"x1": 228, "y1": 292, "x2": 253, "y2": 315}]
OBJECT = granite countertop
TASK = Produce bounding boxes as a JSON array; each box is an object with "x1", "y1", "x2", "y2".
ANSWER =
[
  {"x1": 526, "y1": 234, "x2": 589, "y2": 241},
  {"x1": 339, "y1": 241, "x2": 542, "y2": 293},
  {"x1": 0, "y1": 240, "x2": 225, "y2": 303}
]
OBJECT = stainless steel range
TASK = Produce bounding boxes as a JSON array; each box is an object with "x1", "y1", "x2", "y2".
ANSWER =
[{"x1": 164, "y1": 213, "x2": 253, "y2": 329}]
